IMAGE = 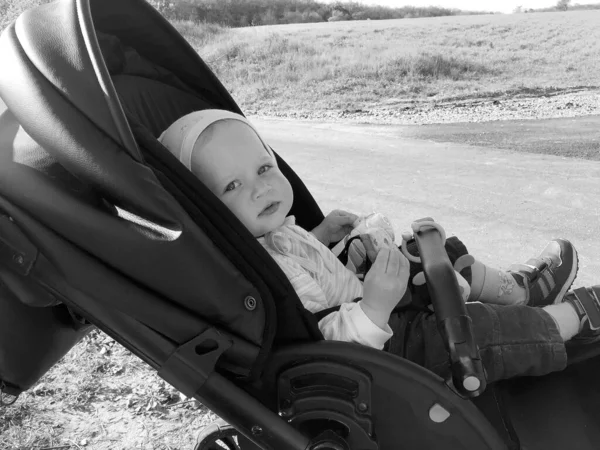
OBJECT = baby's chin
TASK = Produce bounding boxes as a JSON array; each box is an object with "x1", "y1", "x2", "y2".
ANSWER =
[
  {"x1": 261, "y1": 218, "x2": 286, "y2": 236},
  {"x1": 254, "y1": 211, "x2": 289, "y2": 237}
]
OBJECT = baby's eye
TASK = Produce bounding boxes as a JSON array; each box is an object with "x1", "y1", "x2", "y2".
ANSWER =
[
  {"x1": 224, "y1": 180, "x2": 241, "y2": 193},
  {"x1": 258, "y1": 164, "x2": 272, "y2": 175}
]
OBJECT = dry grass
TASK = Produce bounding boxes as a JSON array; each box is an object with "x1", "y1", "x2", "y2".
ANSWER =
[
  {"x1": 183, "y1": 11, "x2": 600, "y2": 113},
  {"x1": 1, "y1": 331, "x2": 217, "y2": 450}
]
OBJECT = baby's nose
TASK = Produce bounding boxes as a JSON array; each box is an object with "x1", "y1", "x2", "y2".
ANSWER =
[{"x1": 254, "y1": 179, "x2": 271, "y2": 197}]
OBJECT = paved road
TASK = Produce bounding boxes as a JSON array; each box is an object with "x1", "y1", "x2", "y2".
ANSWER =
[{"x1": 253, "y1": 118, "x2": 600, "y2": 287}]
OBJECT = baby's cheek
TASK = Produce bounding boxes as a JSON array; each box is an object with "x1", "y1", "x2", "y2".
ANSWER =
[
  {"x1": 226, "y1": 200, "x2": 251, "y2": 226},
  {"x1": 279, "y1": 178, "x2": 294, "y2": 211}
]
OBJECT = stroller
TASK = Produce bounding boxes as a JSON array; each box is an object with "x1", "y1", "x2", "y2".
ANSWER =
[{"x1": 2, "y1": 1, "x2": 600, "y2": 448}]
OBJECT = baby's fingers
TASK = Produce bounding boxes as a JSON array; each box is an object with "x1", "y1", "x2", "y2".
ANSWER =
[
  {"x1": 384, "y1": 246, "x2": 403, "y2": 275},
  {"x1": 372, "y1": 246, "x2": 401, "y2": 274},
  {"x1": 332, "y1": 210, "x2": 359, "y2": 226},
  {"x1": 371, "y1": 247, "x2": 391, "y2": 272},
  {"x1": 398, "y1": 252, "x2": 410, "y2": 280}
]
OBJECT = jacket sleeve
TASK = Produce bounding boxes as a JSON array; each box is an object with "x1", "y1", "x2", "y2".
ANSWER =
[
  {"x1": 317, "y1": 301, "x2": 392, "y2": 349},
  {"x1": 287, "y1": 272, "x2": 392, "y2": 349},
  {"x1": 273, "y1": 253, "x2": 393, "y2": 349}
]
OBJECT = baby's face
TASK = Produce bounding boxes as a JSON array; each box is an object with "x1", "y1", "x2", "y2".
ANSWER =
[{"x1": 190, "y1": 120, "x2": 293, "y2": 237}]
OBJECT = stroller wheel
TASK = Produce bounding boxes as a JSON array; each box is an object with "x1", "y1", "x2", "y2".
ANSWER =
[{"x1": 194, "y1": 418, "x2": 240, "y2": 450}]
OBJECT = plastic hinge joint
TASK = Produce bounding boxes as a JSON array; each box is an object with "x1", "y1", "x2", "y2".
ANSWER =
[{"x1": 158, "y1": 328, "x2": 232, "y2": 398}]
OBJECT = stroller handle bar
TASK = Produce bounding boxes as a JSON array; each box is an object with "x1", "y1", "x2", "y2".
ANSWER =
[{"x1": 412, "y1": 218, "x2": 487, "y2": 398}]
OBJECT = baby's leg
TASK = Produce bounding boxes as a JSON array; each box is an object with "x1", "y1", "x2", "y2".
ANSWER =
[
  {"x1": 404, "y1": 237, "x2": 577, "y2": 307},
  {"x1": 386, "y1": 303, "x2": 567, "y2": 383},
  {"x1": 468, "y1": 260, "x2": 527, "y2": 305},
  {"x1": 468, "y1": 239, "x2": 578, "y2": 307},
  {"x1": 405, "y1": 236, "x2": 524, "y2": 305},
  {"x1": 544, "y1": 286, "x2": 600, "y2": 342}
]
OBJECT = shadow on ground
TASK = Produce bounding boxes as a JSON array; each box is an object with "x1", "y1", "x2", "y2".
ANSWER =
[{"x1": 398, "y1": 115, "x2": 600, "y2": 160}]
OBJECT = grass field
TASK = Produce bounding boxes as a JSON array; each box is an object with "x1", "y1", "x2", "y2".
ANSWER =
[
  {"x1": 3, "y1": 3, "x2": 599, "y2": 114},
  {"x1": 176, "y1": 10, "x2": 600, "y2": 113}
]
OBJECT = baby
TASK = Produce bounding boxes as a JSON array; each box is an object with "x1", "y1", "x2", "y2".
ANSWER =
[
  {"x1": 159, "y1": 109, "x2": 600, "y2": 383},
  {"x1": 159, "y1": 109, "x2": 404, "y2": 347}
]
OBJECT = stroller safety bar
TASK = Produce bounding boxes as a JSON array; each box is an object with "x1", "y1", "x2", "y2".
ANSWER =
[{"x1": 412, "y1": 218, "x2": 487, "y2": 398}]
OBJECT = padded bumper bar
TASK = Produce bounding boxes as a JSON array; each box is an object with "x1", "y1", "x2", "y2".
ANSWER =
[{"x1": 412, "y1": 218, "x2": 487, "y2": 398}]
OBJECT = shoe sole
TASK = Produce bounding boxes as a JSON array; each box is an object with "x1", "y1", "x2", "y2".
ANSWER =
[{"x1": 551, "y1": 239, "x2": 579, "y2": 304}]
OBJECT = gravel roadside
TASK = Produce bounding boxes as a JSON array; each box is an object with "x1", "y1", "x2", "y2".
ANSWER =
[
  {"x1": 249, "y1": 88, "x2": 600, "y2": 160},
  {"x1": 250, "y1": 89, "x2": 600, "y2": 125}
]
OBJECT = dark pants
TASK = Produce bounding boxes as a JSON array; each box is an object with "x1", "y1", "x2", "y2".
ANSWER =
[
  {"x1": 386, "y1": 302, "x2": 566, "y2": 383},
  {"x1": 394, "y1": 236, "x2": 567, "y2": 383}
]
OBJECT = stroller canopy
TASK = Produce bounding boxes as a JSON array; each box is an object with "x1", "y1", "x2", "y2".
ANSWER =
[{"x1": 0, "y1": 0, "x2": 325, "y2": 381}]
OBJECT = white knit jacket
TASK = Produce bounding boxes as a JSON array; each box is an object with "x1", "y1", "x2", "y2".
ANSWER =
[{"x1": 258, "y1": 216, "x2": 392, "y2": 349}]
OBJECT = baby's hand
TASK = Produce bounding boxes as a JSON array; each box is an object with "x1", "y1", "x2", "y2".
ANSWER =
[
  {"x1": 359, "y1": 228, "x2": 396, "y2": 262},
  {"x1": 311, "y1": 209, "x2": 358, "y2": 246},
  {"x1": 360, "y1": 247, "x2": 410, "y2": 329}
]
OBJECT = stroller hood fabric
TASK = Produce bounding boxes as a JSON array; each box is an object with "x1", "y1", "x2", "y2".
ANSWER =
[{"x1": 0, "y1": 0, "x2": 324, "y2": 385}]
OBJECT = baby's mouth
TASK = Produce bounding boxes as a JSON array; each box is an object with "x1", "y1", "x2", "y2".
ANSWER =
[{"x1": 259, "y1": 201, "x2": 280, "y2": 217}]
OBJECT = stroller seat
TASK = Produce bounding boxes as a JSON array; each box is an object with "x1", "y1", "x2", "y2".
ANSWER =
[{"x1": 1, "y1": 1, "x2": 599, "y2": 449}]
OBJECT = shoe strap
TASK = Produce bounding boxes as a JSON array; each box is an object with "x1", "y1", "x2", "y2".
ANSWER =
[
  {"x1": 570, "y1": 287, "x2": 600, "y2": 331},
  {"x1": 509, "y1": 259, "x2": 550, "y2": 286}
]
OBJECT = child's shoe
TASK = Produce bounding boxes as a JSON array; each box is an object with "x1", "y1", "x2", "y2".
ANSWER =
[
  {"x1": 509, "y1": 239, "x2": 578, "y2": 306},
  {"x1": 562, "y1": 286, "x2": 600, "y2": 343}
]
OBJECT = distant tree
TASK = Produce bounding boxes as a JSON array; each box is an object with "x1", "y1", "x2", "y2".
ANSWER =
[
  {"x1": 513, "y1": 5, "x2": 523, "y2": 13},
  {"x1": 2, "y1": 0, "x2": 493, "y2": 32},
  {"x1": 282, "y1": 9, "x2": 303, "y2": 24},
  {"x1": 140, "y1": 0, "x2": 490, "y2": 28},
  {"x1": 261, "y1": 8, "x2": 278, "y2": 25},
  {"x1": 330, "y1": 4, "x2": 352, "y2": 20},
  {"x1": 556, "y1": 0, "x2": 572, "y2": 10},
  {"x1": 302, "y1": 10, "x2": 324, "y2": 23},
  {"x1": 328, "y1": 8, "x2": 351, "y2": 21}
]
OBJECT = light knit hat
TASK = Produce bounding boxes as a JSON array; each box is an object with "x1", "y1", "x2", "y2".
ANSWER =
[{"x1": 158, "y1": 109, "x2": 268, "y2": 170}]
